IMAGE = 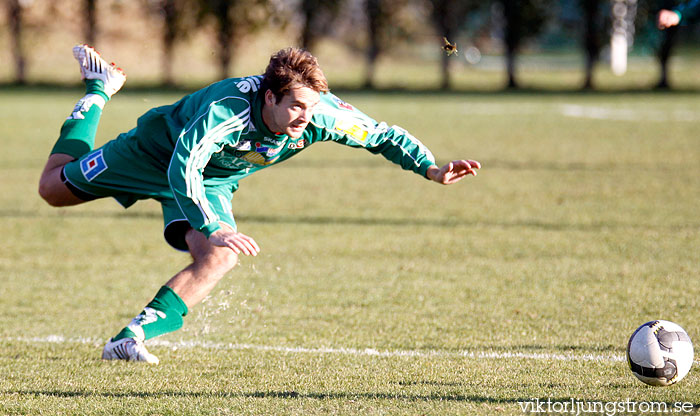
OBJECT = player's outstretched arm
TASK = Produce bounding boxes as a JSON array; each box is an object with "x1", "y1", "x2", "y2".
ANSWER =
[
  {"x1": 208, "y1": 229, "x2": 260, "y2": 256},
  {"x1": 426, "y1": 160, "x2": 481, "y2": 185}
]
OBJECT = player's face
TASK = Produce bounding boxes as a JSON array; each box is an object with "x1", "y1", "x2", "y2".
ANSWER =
[{"x1": 263, "y1": 85, "x2": 321, "y2": 139}]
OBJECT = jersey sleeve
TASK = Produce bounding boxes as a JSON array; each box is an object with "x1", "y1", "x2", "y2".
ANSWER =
[
  {"x1": 675, "y1": 0, "x2": 700, "y2": 24},
  {"x1": 167, "y1": 97, "x2": 251, "y2": 238},
  {"x1": 309, "y1": 94, "x2": 437, "y2": 178}
]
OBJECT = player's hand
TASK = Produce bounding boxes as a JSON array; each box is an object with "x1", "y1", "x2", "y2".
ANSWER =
[
  {"x1": 426, "y1": 160, "x2": 480, "y2": 185},
  {"x1": 657, "y1": 10, "x2": 680, "y2": 29},
  {"x1": 208, "y1": 229, "x2": 260, "y2": 256}
]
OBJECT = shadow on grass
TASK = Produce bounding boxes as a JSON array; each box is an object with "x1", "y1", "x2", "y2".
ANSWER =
[
  {"x1": 1, "y1": 208, "x2": 698, "y2": 232},
  {"x1": 9, "y1": 389, "x2": 674, "y2": 406}
]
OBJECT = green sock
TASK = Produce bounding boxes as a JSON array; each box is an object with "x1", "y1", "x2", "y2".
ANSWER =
[
  {"x1": 113, "y1": 286, "x2": 189, "y2": 342},
  {"x1": 50, "y1": 79, "x2": 109, "y2": 159},
  {"x1": 85, "y1": 79, "x2": 110, "y2": 101}
]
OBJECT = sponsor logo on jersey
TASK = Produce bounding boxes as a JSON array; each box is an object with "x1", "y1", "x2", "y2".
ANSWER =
[
  {"x1": 241, "y1": 151, "x2": 279, "y2": 166},
  {"x1": 215, "y1": 140, "x2": 282, "y2": 168},
  {"x1": 210, "y1": 150, "x2": 247, "y2": 169},
  {"x1": 261, "y1": 136, "x2": 285, "y2": 146},
  {"x1": 80, "y1": 149, "x2": 108, "y2": 181},
  {"x1": 332, "y1": 96, "x2": 354, "y2": 111},
  {"x1": 334, "y1": 118, "x2": 368, "y2": 142},
  {"x1": 231, "y1": 140, "x2": 252, "y2": 151},
  {"x1": 255, "y1": 142, "x2": 269, "y2": 154},
  {"x1": 236, "y1": 76, "x2": 262, "y2": 93},
  {"x1": 288, "y1": 139, "x2": 307, "y2": 149},
  {"x1": 255, "y1": 142, "x2": 283, "y2": 158}
]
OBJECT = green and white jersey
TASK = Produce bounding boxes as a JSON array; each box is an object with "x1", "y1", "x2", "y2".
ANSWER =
[{"x1": 130, "y1": 76, "x2": 436, "y2": 238}]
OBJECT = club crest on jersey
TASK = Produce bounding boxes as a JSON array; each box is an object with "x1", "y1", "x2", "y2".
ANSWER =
[{"x1": 80, "y1": 149, "x2": 108, "y2": 181}]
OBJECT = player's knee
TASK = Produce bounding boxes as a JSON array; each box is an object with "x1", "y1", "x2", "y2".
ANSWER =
[
  {"x1": 211, "y1": 247, "x2": 239, "y2": 273},
  {"x1": 38, "y1": 160, "x2": 77, "y2": 207},
  {"x1": 186, "y1": 228, "x2": 239, "y2": 276},
  {"x1": 38, "y1": 179, "x2": 65, "y2": 207},
  {"x1": 214, "y1": 248, "x2": 239, "y2": 273},
  {"x1": 196, "y1": 246, "x2": 239, "y2": 276}
]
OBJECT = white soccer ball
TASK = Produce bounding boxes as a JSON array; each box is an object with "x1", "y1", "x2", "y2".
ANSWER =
[{"x1": 627, "y1": 320, "x2": 694, "y2": 386}]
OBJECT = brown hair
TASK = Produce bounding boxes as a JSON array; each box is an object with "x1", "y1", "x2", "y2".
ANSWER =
[{"x1": 261, "y1": 47, "x2": 329, "y2": 103}]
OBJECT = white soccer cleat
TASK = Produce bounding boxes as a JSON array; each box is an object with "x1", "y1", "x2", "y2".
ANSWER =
[
  {"x1": 72, "y1": 44, "x2": 126, "y2": 98},
  {"x1": 102, "y1": 338, "x2": 160, "y2": 364}
]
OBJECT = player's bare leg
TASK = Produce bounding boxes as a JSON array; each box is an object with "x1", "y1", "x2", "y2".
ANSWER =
[
  {"x1": 166, "y1": 227, "x2": 240, "y2": 308},
  {"x1": 103, "y1": 226, "x2": 240, "y2": 364},
  {"x1": 38, "y1": 154, "x2": 88, "y2": 206},
  {"x1": 39, "y1": 45, "x2": 125, "y2": 206}
]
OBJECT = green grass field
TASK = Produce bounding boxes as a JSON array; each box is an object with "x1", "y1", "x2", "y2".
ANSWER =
[{"x1": 0, "y1": 84, "x2": 699, "y2": 415}]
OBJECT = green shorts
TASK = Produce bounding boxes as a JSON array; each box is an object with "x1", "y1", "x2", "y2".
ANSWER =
[{"x1": 62, "y1": 135, "x2": 237, "y2": 251}]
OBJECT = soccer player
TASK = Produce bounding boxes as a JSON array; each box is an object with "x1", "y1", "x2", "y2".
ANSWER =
[{"x1": 39, "y1": 45, "x2": 480, "y2": 364}]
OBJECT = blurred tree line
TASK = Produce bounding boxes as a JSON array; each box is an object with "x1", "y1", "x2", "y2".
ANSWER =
[{"x1": 3, "y1": 0, "x2": 696, "y2": 89}]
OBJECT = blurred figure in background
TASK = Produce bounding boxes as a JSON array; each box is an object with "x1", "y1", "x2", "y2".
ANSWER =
[
  {"x1": 657, "y1": 0, "x2": 700, "y2": 28},
  {"x1": 655, "y1": 0, "x2": 699, "y2": 88}
]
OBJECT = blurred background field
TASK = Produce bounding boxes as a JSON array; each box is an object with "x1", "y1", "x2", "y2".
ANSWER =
[{"x1": 0, "y1": 0, "x2": 698, "y2": 91}]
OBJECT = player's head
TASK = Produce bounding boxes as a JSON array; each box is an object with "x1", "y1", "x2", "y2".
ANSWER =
[
  {"x1": 262, "y1": 48, "x2": 329, "y2": 103},
  {"x1": 260, "y1": 48, "x2": 329, "y2": 139}
]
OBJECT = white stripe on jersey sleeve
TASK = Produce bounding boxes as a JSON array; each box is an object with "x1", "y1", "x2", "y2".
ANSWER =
[
  {"x1": 313, "y1": 102, "x2": 435, "y2": 167},
  {"x1": 169, "y1": 97, "x2": 251, "y2": 229},
  {"x1": 185, "y1": 109, "x2": 250, "y2": 225}
]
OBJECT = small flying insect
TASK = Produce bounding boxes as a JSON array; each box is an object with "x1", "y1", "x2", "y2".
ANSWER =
[{"x1": 442, "y1": 37, "x2": 458, "y2": 56}]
